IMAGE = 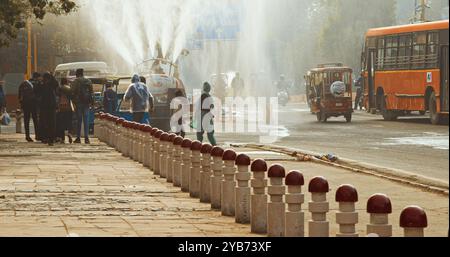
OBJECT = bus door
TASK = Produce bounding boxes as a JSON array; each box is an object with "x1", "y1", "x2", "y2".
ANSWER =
[
  {"x1": 367, "y1": 48, "x2": 376, "y2": 112},
  {"x1": 441, "y1": 45, "x2": 449, "y2": 112}
]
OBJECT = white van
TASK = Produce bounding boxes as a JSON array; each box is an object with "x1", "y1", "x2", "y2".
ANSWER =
[{"x1": 54, "y1": 62, "x2": 111, "y2": 83}]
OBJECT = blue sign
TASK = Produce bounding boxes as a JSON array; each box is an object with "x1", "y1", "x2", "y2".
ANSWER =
[{"x1": 188, "y1": 3, "x2": 241, "y2": 48}]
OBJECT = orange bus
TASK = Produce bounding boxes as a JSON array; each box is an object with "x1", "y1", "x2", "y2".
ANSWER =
[{"x1": 362, "y1": 20, "x2": 449, "y2": 124}]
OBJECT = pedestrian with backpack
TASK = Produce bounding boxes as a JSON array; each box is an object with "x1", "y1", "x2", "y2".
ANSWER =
[
  {"x1": 123, "y1": 74, "x2": 154, "y2": 124},
  {"x1": 71, "y1": 69, "x2": 93, "y2": 144}
]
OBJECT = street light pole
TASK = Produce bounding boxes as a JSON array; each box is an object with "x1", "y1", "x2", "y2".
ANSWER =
[
  {"x1": 419, "y1": 0, "x2": 427, "y2": 22},
  {"x1": 26, "y1": 19, "x2": 32, "y2": 80},
  {"x1": 34, "y1": 33, "x2": 38, "y2": 72}
]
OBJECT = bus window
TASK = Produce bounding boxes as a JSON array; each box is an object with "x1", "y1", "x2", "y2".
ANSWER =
[
  {"x1": 426, "y1": 32, "x2": 439, "y2": 68},
  {"x1": 377, "y1": 37, "x2": 385, "y2": 70},
  {"x1": 413, "y1": 32, "x2": 427, "y2": 69},
  {"x1": 385, "y1": 36, "x2": 399, "y2": 69},
  {"x1": 398, "y1": 34, "x2": 412, "y2": 69}
]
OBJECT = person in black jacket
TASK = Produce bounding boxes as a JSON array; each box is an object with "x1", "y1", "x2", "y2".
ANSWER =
[
  {"x1": 195, "y1": 82, "x2": 217, "y2": 146},
  {"x1": 18, "y1": 72, "x2": 41, "y2": 142},
  {"x1": 40, "y1": 72, "x2": 58, "y2": 146}
]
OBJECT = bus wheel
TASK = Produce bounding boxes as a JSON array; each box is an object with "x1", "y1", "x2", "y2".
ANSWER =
[
  {"x1": 345, "y1": 113, "x2": 352, "y2": 123},
  {"x1": 381, "y1": 96, "x2": 398, "y2": 121},
  {"x1": 429, "y1": 92, "x2": 441, "y2": 125},
  {"x1": 419, "y1": 111, "x2": 426, "y2": 116}
]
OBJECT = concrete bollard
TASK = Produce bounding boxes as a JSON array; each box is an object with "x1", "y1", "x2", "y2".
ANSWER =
[
  {"x1": 131, "y1": 123, "x2": 139, "y2": 161},
  {"x1": 221, "y1": 150, "x2": 237, "y2": 217},
  {"x1": 114, "y1": 118, "x2": 125, "y2": 150},
  {"x1": 335, "y1": 184, "x2": 359, "y2": 237},
  {"x1": 366, "y1": 194, "x2": 393, "y2": 237},
  {"x1": 159, "y1": 133, "x2": 170, "y2": 178},
  {"x1": 284, "y1": 170, "x2": 305, "y2": 237},
  {"x1": 138, "y1": 124, "x2": 146, "y2": 164},
  {"x1": 129, "y1": 122, "x2": 138, "y2": 160},
  {"x1": 235, "y1": 154, "x2": 251, "y2": 224},
  {"x1": 180, "y1": 138, "x2": 192, "y2": 192},
  {"x1": 143, "y1": 126, "x2": 153, "y2": 168},
  {"x1": 153, "y1": 130, "x2": 163, "y2": 175},
  {"x1": 189, "y1": 141, "x2": 203, "y2": 198},
  {"x1": 166, "y1": 134, "x2": 177, "y2": 183},
  {"x1": 308, "y1": 176, "x2": 330, "y2": 237},
  {"x1": 250, "y1": 159, "x2": 268, "y2": 234},
  {"x1": 267, "y1": 164, "x2": 286, "y2": 237},
  {"x1": 210, "y1": 147, "x2": 224, "y2": 210},
  {"x1": 172, "y1": 136, "x2": 184, "y2": 187},
  {"x1": 200, "y1": 144, "x2": 213, "y2": 203},
  {"x1": 147, "y1": 128, "x2": 157, "y2": 169},
  {"x1": 400, "y1": 206, "x2": 428, "y2": 237},
  {"x1": 119, "y1": 121, "x2": 127, "y2": 155},
  {"x1": 122, "y1": 121, "x2": 131, "y2": 157},
  {"x1": 140, "y1": 125, "x2": 150, "y2": 164}
]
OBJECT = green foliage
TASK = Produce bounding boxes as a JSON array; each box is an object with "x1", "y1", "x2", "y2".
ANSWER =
[
  {"x1": 0, "y1": 0, "x2": 77, "y2": 47},
  {"x1": 314, "y1": 0, "x2": 397, "y2": 72}
]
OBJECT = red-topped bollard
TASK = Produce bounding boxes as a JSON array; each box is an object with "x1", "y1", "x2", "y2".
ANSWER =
[
  {"x1": 115, "y1": 118, "x2": 126, "y2": 151},
  {"x1": 138, "y1": 124, "x2": 147, "y2": 164},
  {"x1": 251, "y1": 159, "x2": 268, "y2": 234},
  {"x1": 235, "y1": 154, "x2": 251, "y2": 224},
  {"x1": 190, "y1": 141, "x2": 203, "y2": 198},
  {"x1": 221, "y1": 149, "x2": 237, "y2": 217},
  {"x1": 210, "y1": 146, "x2": 224, "y2": 210},
  {"x1": 308, "y1": 176, "x2": 330, "y2": 237},
  {"x1": 159, "y1": 133, "x2": 170, "y2": 178},
  {"x1": 181, "y1": 139, "x2": 192, "y2": 192},
  {"x1": 143, "y1": 126, "x2": 153, "y2": 168},
  {"x1": 148, "y1": 128, "x2": 158, "y2": 169},
  {"x1": 400, "y1": 206, "x2": 427, "y2": 237},
  {"x1": 166, "y1": 134, "x2": 177, "y2": 183},
  {"x1": 122, "y1": 121, "x2": 132, "y2": 158},
  {"x1": 285, "y1": 171, "x2": 305, "y2": 237},
  {"x1": 131, "y1": 123, "x2": 140, "y2": 161},
  {"x1": 335, "y1": 184, "x2": 359, "y2": 237},
  {"x1": 172, "y1": 136, "x2": 184, "y2": 187},
  {"x1": 152, "y1": 130, "x2": 163, "y2": 175},
  {"x1": 267, "y1": 164, "x2": 286, "y2": 237},
  {"x1": 367, "y1": 194, "x2": 392, "y2": 237},
  {"x1": 200, "y1": 144, "x2": 213, "y2": 203}
]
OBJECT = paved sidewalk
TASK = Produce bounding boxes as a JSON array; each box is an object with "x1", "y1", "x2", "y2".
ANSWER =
[
  {"x1": 0, "y1": 133, "x2": 448, "y2": 237},
  {"x1": 0, "y1": 134, "x2": 254, "y2": 237}
]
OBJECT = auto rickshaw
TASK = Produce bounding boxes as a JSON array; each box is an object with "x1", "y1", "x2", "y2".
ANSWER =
[{"x1": 305, "y1": 63, "x2": 353, "y2": 123}]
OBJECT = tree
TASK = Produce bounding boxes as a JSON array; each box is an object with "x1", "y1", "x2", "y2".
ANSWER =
[
  {"x1": 0, "y1": 0, "x2": 77, "y2": 47},
  {"x1": 314, "y1": 0, "x2": 397, "y2": 72}
]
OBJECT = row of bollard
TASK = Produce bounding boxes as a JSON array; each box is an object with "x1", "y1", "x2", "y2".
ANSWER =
[{"x1": 95, "y1": 113, "x2": 429, "y2": 237}]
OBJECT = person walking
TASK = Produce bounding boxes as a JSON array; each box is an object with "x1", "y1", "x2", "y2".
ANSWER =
[
  {"x1": 102, "y1": 83, "x2": 117, "y2": 115},
  {"x1": 56, "y1": 79, "x2": 73, "y2": 144},
  {"x1": 123, "y1": 74, "x2": 154, "y2": 123},
  {"x1": 18, "y1": 72, "x2": 41, "y2": 142},
  {"x1": 354, "y1": 76, "x2": 363, "y2": 110},
  {"x1": 196, "y1": 82, "x2": 217, "y2": 146},
  {"x1": 71, "y1": 68, "x2": 93, "y2": 144},
  {"x1": 231, "y1": 72, "x2": 245, "y2": 97},
  {"x1": 40, "y1": 72, "x2": 58, "y2": 146}
]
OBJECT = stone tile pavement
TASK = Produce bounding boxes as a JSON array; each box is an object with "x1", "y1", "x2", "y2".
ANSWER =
[{"x1": 0, "y1": 134, "x2": 255, "y2": 237}]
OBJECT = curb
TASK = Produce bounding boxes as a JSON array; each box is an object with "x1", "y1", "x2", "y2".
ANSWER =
[{"x1": 232, "y1": 143, "x2": 449, "y2": 196}]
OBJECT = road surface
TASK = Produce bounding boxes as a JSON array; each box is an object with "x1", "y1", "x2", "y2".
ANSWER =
[{"x1": 214, "y1": 103, "x2": 449, "y2": 182}]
